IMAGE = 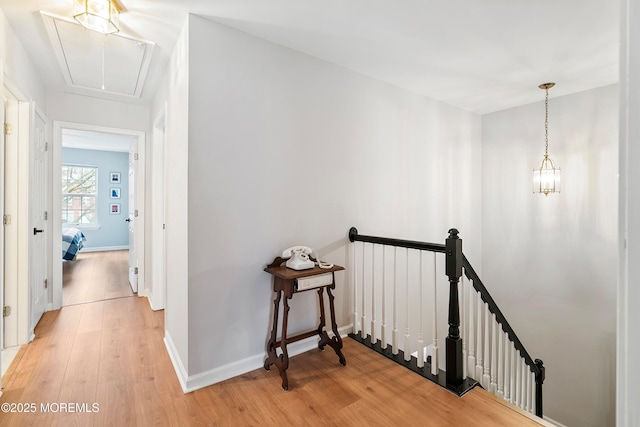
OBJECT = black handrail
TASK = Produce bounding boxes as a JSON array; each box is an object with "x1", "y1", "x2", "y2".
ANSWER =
[
  {"x1": 348, "y1": 227, "x2": 544, "y2": 418},
  {"x1": 348, "y1": 227, "x2": 446, "y2": 253}
]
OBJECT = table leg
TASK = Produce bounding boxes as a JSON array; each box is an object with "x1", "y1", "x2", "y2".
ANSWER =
[
  {"x1": 317, "y1": 288, "x2": 327, "y2": 350},
  {"x1": 264, "y1": 290, "x2": 282, "y2": 371},
  {"x1": 327, "y1": 287, "x2": 346, "y2": 366},
  {"x1": 264, "y1": 289, "x2": 291, "y2": 391},
  {"x1": 279, "y1": 296, "x2": 291, "y2": 390}
]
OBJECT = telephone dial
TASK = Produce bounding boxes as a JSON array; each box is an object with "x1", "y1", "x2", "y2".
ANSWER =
[{"x1": 281, "y1": 246, "x2": 334, "y2": 270}]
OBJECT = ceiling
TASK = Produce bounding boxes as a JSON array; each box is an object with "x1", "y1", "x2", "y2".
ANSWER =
[
  {"x1": 62, "y1": 128, "x2": 134, "y2": 152},
  {"x1": 0, "y1": 0, "x2": 619, "y2": 114}
]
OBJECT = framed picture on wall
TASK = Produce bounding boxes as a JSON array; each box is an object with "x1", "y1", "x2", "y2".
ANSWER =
[
  {"x1": 110, "y1": 187, "x2": 121, "y2": 199},
  {"x1": 110, "y1": 203, "x2": 121, "y2": 215},
  {"x1": 110, "y1": 172, "x2": 121, "y2": 184}
]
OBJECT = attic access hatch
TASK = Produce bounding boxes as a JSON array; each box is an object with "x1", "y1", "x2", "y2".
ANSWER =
[{"x1": 41, "y1": 12, "x2": 154, "y2": 98}]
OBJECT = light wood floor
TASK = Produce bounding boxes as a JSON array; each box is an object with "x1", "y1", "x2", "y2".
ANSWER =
[
  {"x1": 0, "y1": 295, "x2": 550, "y2": 426},
  {"x1": 63, "y1": 250, "x2": 133, "y2": 306}
]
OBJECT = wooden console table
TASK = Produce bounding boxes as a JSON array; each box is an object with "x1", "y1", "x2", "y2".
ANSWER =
[{"x1": 264, "y1": 258, "x2": 346, "y2": 390}]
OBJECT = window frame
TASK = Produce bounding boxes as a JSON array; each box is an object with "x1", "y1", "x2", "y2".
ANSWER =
[{"x1": 61, "y1": 163, "x2": 99, "y2": 229}]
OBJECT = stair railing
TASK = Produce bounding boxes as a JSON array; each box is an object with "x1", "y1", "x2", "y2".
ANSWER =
[{"x1": 348, "y1": 227, "x2": 545, "y2": 418}]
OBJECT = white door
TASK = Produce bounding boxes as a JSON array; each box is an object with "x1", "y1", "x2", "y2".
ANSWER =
[
  {"x1": 128, "y1": 144, "x2": 137, "y2": 292},
  {"x1": 29, "y1": 105, "x2": 47, "y2": 333}
]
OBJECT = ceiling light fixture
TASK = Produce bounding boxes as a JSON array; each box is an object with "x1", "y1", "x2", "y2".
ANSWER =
[
  {"x1": 73, "y1": 0, "x2": 121, "y2": 34},
  {"x1": 533, "y1": 82, "x2": 561, "y2": 196}
]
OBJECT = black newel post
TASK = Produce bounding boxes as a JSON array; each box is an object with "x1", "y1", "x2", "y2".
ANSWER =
[
  {"x1": 445, "y1": 228, "x2": 463, "y2": 388},
  {"x1": 535, "y1": 359, "x2": 545, "y2": 417}
]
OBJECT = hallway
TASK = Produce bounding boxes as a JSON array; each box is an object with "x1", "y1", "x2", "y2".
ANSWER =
[
  {"x1": 0, "y1": 294, "x2": 551, "y2": 426},
  {"x1": 63, "y1": 250, "x2": 133, "y2": 306}
]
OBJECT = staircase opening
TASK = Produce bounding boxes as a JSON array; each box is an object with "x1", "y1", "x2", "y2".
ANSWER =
[{"x1": 347, "y1": 227, "x2": 545, "y2": 418}]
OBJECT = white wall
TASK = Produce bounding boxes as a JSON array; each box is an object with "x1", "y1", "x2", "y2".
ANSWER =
[
  {"x1": 482, "y1": 85, "x2": 618, "y2": 426},
  {"x1": 152, "y1": 20, "x2": 190, "y2": 379},
  {"x1": 183, "y1": 15, "x2": 481, "y2": 382},
  {"x1": 618, "y1": 0, "x2": 640, "y2": 425},
  {"x1": 46, "y1": 91, "x2": 150, "y2": 132},
  {"x1": 0, "y1": 10, "x2": 45, "y2": 107}
]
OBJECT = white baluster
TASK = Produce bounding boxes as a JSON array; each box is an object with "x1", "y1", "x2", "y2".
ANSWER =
[
  {"x1": 504, "y1": 333, "x2": 511, "y2": 402},
  {"x1": 483, "y1": 303, "x2": 491, "y2": 389},
  {"x1": 530, "y1": 371, "x2": 536, "y2": 415},
  {"x1": 490, "y1": 313, "x2": 498, "y2": 394},
  {"x1": 381, "y1": 246, "x2": 387, "y2": 349},
  {"x1": 460, "y1": 274, "x2": 466, "y2": 379},
  {"x1": 467, "y1": 285, "x2": 475, "y2": 379},
  {"x1": 524, "y1": 363, "x2": 532, "y2": 412},
  {"x1": 392, "y1": 247, "x2": 399, "y2": 355},
  {"x1": 496, "y1": 324, "x2": 504, "y2": 399},
  {"x1": 371, "y1": 244, "x2": 376, "y2": 344},
  {"x1": 515, "y1": 351, "x2": 522, "y2": 408},
  {"x1": 475, "y1": 294, "x2": 483, "y2": 381},
  {"x1": 417, "y1": 251, "x2": 425, "y2": 368},
  {"x1": 431, "y1": 252, "x2": 438, "y2": 376},
  {"x1": 353, "y1": 240, "x2": 359, "y2": 335},
  {"x1": 509, "y1": 344, "x2": 516, "y2": 404},
  {"x1": 520, "y1": 359, "x2": 526, "y2": 409},
  {"x1": 361, "y1": 242, "x2": 367, "y2": 340},
  {"x1": 404, "y1": 248, "x2": 411, "y2": 361}
]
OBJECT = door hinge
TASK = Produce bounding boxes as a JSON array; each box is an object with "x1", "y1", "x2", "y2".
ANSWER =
[
  {"x1": 134, "y1": 153, "x2": 139, "y2": 160},
  {"x1": 134, "y1": 267, "x2": 139, "y2": 275},
  {"x1": 44, "y1": 211, "x2": 48, "y2": 220},
  {"x1": 3, "y1": 214, "x2": 11, "y2": 225},
  {"x1": 134, "y1": 210, "x2": 139, "y2": 217},
  {"x1": 45, "y1": 142, "x2": 49, "y2": 151},
  {"x1": 4, "y1": 122, "x2": 11, "y2": 135},
  {"x1": 3, "y1": 306, "x2": 11, "y2": 317},
  {"x1": 44, "y1": 279, "x2": 48, "y2": 289}
]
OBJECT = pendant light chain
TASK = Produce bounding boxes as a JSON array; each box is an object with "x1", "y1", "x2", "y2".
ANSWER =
[
  {"x1": 101, "y1": 41, "x2": 105, "y2": 91},
  {"x1": 544, "y1": 87, "x2": 549, "y2": 158}
]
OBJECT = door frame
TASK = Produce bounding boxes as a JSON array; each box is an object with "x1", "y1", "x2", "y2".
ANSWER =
[
  {"x1": 52, "y1": 121, "x2": 146, "y2": 309},
  {"x1": 150, "y1": 105, "x2": 166, "y2": 310}
]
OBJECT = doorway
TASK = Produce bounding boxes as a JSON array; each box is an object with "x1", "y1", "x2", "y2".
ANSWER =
[
  {"x1": 60, "y1": 129, "x2": 135, "y2": 305},
  {"x1": 52, "y1": 122, "x2": 146, "y2": 310}
]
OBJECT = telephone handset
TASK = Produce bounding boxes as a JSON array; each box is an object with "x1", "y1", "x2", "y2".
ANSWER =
[{"x1": 281, "y1": 246, "x2": 334, "y2": 271}]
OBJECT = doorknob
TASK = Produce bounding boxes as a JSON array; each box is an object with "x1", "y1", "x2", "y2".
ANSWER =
[
  {"x1": 125, "y1": 218, "x2": 131, "y2": 222},
  {"x1": 33, "y1": 228, "x2": 44, "y2": 235}
]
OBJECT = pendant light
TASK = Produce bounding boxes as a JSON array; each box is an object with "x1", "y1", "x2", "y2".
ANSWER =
[
  {"x1": 533, "y1": 82, "x2": 561, "y2": 195},
  {"x1": 73, "y1": 0, "x2": 121, "y2": 34}
]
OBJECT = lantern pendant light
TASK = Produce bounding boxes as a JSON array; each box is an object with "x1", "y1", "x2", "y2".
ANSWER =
[
  {"x1": 73, "y1": 0, "x2": 121, "y2": 34},
  {"x1": 533, "y1": 82, "x2": 561, "y2": 196}
]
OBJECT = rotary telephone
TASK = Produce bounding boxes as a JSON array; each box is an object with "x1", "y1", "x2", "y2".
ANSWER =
[{"x1": 281, "y1": 246, "x2": 334, "y2": 270}]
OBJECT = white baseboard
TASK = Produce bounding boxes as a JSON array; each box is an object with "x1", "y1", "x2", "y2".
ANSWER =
[
  {"x1": 167, "y1": 324, "x2": 353, "y2": 394},
  {"x1": 136, "y1": 290, "x2": 153, "y2": 302},
  {"x1": 80, "y1": 245, "x2": 129, "y2": 253},
  {"x1": 145, "y1": 290, "x2": 163, "y2": 311},
  {"x1": 164, "y1": 330, "x2": 188, "y2": 392},
  {"x1": 145, "y1": 290, "x2": 156, "y2": 310},
  {"x1": 543, "y1": 416, "x2": 569, "y2": 427}
]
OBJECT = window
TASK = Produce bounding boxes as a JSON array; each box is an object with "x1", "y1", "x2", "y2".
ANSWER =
[{"x1": 62, "y1": 165, "x2": 97, "y2": 225}]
